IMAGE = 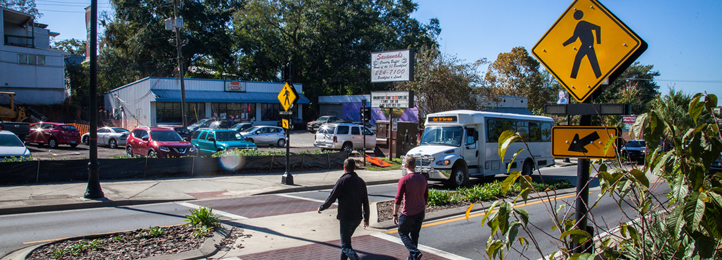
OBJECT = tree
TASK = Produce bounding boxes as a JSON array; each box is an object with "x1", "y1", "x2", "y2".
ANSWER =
[
  {"x1": 485, "y1": 47, "x2": 554, "y2": 112},
  {"x1": 233, "y1": 0, "x2": 440, "y2": 118},
  {"x1": 596, "y1": 62, "x2": 661, "y2": 115},
  {"x1": 394, "y1": 44, "x2": 486, "y2": 118},
  {"x1": 53, "y1": 39, "x2": 86, "y2": 56},
  {"x1": 1, "y1": 0, "x2": 41, "y2": 18}
]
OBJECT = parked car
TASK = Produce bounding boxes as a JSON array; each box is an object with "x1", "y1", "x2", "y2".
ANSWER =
[
  {"x1": 25, "y1": 122, "x2": 81, "y2": 148},
  {"x1": 126, "y1": 126, "x2": 196, "y2": 157},
  {"x1": 620, "y1": 139, "x2": 646, "y2": 163},
  {"x1": 207, "y1": 119, "x2": 233, "y2": 129},
  {"x1": 0, "y1": 130, "x2": 31, "y2": 160},
  {"x1": 306, "y1": 116, "x2": 340, "y2": 133},
  {"x1": 0, "y1": 118, "x2": 29, "y2": 141},
  {"x1": 313, "y1": 123, "x2": 376, "y2": 152},
  {"x1": 710, "y1": 153, "x2": 722, "y2": 174},
  {"x1": 276, "y1": 118, "x2": 306, "y2": 130},
  {"x1": 231, "y1": 122, "x2": 254, "y2": 133},
  {"x1": 191, "y1": 129, "x2": 256, "y2": 155},
  {"x1": 81, "y1": 127, "x2": 130, "y2": 148},
  {"x1": 173, "y1": 127, "x2": 192, "y2": 141},
  {"x1": 187, "y1": 118, "x2": 214, "y2": 132},
  {"x1": 241, "y1": 126, "x2": 286, "y2": 147}
]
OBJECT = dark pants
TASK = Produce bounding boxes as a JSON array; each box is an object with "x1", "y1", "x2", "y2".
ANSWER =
[
  {"x1": 340, "y1": 218, "x2": 362, "y2": 260},
  {"x1": 398, "y1": 211, "x2": 425, "y2": 259}
]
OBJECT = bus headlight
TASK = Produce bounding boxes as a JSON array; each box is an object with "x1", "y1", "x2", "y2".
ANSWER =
[{"x1": 436, "y1": 159, "x2": 451, "y2": 166}]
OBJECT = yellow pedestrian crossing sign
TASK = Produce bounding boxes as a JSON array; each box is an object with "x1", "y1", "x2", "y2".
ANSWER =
[
  {"x1": 277, "y1": 82, "x2": 299, "y2": 111},
  {"x1": 532, "y1": 0, "x2": 647, "y2": 102},
  {"x1": 281, "y1": 119, "x2": 290, "y2": 129}
]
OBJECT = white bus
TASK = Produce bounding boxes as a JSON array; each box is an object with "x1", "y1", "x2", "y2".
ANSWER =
[{"x1": 401, "y1": 110, "x2": 555, "y2": 187}]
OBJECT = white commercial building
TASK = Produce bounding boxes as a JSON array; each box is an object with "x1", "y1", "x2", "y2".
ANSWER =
[
  {"x1": 0, "y1": 7, "x2": 68, "y2": 105},
  {"x1": 104, "y1": 77, "x2": 309, "y2": 129}
]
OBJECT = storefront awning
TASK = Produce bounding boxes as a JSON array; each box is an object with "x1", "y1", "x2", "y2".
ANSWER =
[{"x1": 150, "y1": 90, "x2": 310, "y2": 104}]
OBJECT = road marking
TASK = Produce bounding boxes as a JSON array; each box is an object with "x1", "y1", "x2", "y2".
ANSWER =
[
  {"x1": 385, "y1": 193, "x2": 579, "y2": 234},
  {"x1": 277, "y1": 193, "x2": 333, "y2": 204},
  {"x1": 177, "y1": 202, "x2": 248, "y2": 220},
  {"x1": 371, "y1": 233, "x2": 473, "y2": 260}
]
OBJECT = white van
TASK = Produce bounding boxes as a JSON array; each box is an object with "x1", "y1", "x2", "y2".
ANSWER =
[{"x1": 401, "y1": 110, "x2": 555, "y2": 187}]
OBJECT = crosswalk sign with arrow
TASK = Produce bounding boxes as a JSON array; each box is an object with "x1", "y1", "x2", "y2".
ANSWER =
[{"x1": 552, "y1": 126, "x2": 620, "y2": 159}]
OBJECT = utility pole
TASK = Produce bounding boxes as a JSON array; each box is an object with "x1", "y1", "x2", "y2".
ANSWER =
[
  {"x1": 167, "y1": 0, "x2": 187, "y2": 127},
  {"x1": 84, "y1": 0, "x2": 104, "y2": 199}
]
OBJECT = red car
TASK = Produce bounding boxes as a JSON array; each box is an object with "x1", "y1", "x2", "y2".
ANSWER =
[
  {"x1": 26, "y1": 122, "x2": 81, "y2": 148},
  {"x1": 126, "y1": 126, "x2": 196, "y2": 157}
]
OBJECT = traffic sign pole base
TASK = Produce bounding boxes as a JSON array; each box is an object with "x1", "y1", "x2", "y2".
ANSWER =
[{"x1": 282, "y1": 172, "x2": 294, "y2": 185}]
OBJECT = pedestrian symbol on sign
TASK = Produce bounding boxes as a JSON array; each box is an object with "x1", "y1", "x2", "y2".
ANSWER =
[{"x1": 563, "y1": 10, "x2": 602, "y2": 79}]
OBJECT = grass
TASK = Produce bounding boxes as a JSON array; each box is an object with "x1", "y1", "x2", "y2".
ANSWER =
[
  {"x1": 427, "y1": 178, "x2": 573, "y2": 207},
  {"x1": 357, "y1": 157, "x2": 402, "y2": 171}
]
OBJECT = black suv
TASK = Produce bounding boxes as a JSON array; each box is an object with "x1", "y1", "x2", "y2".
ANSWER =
[{"x1": 621, "y1": 140, "x2": 646, "y2": 163}]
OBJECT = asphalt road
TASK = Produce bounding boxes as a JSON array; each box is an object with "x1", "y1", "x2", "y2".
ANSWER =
[{"x1": 24, "y1": 130, "x2": 322, "y2": 161}]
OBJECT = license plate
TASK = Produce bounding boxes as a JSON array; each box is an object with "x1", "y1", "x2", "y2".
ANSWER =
[{"x1": 70, "y1": 141, "x2": 76, "y2": 144}]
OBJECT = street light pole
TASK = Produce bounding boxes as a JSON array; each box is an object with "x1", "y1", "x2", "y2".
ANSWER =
[
  {"x1": 84, "y1": 0, "x2": 104, "y2": 199},
  {"x1": 173, "y1": 0, "x2": 187, "y2": 128},
  {"x1": 361, "y1": 98, "x2": 367, "y2": 166}
]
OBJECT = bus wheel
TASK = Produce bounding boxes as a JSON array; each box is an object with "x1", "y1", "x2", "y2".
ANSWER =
[
  {"x1": 446, "y1": 166, "x2": 468, "y2": 188},
  {"x1": 522, "y1": 160, "x2": 534, "y2": 176}
]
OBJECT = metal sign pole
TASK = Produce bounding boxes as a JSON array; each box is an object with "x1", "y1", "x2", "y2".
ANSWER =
[
  {"x1": 389, "y1": 108, "x2": 393, "y2": 161},
  {"x1": 574, "y1": 103, "x2": 592, "y2": 253},
  {"x1": 362, "y1": 99, "x2": 367, "y2": 166}
]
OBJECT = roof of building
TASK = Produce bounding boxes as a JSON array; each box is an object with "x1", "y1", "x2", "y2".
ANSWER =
[{"x1": 150, "y1": 89, "x2": 310, "y2": 104}]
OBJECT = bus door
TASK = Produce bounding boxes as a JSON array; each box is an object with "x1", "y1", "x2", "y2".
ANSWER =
[{"x1": 463, "y1": 126, "x2": 481, "y2": 174}]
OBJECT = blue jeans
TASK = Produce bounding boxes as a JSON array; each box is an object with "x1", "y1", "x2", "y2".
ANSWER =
[
  {"x1": 340, "y1": 218, "x2": 362, "y2": 260},
  {"x1": 398, "y1": 212, "x2": 424, "y2": 259}
]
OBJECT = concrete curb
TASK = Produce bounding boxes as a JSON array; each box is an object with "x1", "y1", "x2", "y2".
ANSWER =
[
  {"x1": 370, "y1": 187, "x2": 580, "y2": 229},
  {"x1": 1, "y1": 224, "x2": 232, "y2": 260},
  {"x1": 0, "y1": 199, "x2": 193, "y2": 216}
]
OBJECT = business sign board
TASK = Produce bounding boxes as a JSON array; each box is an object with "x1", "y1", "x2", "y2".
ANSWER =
[
  {"x1": 225, "y1": 81, "x2": 246, "y2": 92},
  {"x1": 370, "y1": 91, "x2": 414, "y2": 109},
  {"x1": 552, "y1": 126, "x2": 620, "y2": 159},
  {"x1": 371, "y1": 49, "x2": 414, "y2": 83}
]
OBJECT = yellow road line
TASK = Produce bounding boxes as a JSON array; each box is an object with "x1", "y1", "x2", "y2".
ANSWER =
[{"x1": 385, "y1": 193, "x2": 578, "y2": 234}]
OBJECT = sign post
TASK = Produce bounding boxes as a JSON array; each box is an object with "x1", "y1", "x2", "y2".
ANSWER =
[
  {"x1": 532, "y1": 0, "x2": 646, "y2": 253},
  {"x1": 278, "y1": 63, "x2": 298, "y2": 185}
]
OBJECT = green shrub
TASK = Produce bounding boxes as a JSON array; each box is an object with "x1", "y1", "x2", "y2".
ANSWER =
[
  {"x1": 184, "y1": 206, "x2": 220, "y2": 230},
  {"x1": 427, "y1": 179, "x2": 572, "y2": 207}
]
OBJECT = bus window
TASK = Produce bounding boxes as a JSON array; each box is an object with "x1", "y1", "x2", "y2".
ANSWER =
[
  {"x1": 529, "y1": 122, "x2": 541, "y2": 141},
  {"x1": 465, "y1": 127, "x2": 477, "y2": 145},
  {"x1": 487, "y1": 119, "x2": 501, "y2": 142},
  {"x1": 517, "y1": 121, "x2": 529, "y2": 141},
  {"x1": 541, "y1": 123, "x2": 552, "y2": 141},
  {"x1": 502, "y1": 120, "x2": 516, "y2": 132}
]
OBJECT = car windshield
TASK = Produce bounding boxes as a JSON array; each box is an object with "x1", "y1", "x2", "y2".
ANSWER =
[
  {"x1": 233, "y1": 123, "x2": 252, "y2": 131},
  {"x1": 420, "y1": 126, "x2": 464, "y2": 147},
  {"x1": 60, "y1": 125, "x2": 78, "y2": 131},
  {"x1": 627, "y1": 141, "x2": 646, "y2": 147},
  {"x1": 243, "y1": 126, "x2": 261, "y2": 133},
  {"x1": 150, "y1": 131, "x2": 183, "y2": 141},
  {"x1": 319, "y1": 116, "x2": 330, "y2": 122},
  {"x1": 112, "y1": 128, "x2": 129, "y2": 133},
  {"x1": 215, "y1": 131, "x2": 243, "y2": 141},
  {"x1": 175, "y1": 128, "x2": 190, "y2": 134},
  {"x1": 0, "y1": 135, "x2": 24, "y2": 147}
]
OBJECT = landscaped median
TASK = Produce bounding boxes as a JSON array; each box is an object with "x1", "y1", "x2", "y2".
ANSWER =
[{"x1": 370, "y1": 178, "x2": 575, "y2": 228}]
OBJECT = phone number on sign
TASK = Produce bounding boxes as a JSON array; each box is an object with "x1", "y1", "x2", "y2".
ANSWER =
[{"x1": 374, "y1": 69, "x2": 405, "y2": 76}]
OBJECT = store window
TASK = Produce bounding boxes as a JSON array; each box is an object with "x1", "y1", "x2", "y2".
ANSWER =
[
  {"x1": 261, "y1": 103, "x2": 281, "y2": 121},
  {"x1": 156, "y1": 102, "x2": 205, "y2": 123},
  {"x1": 211, "y1": 103, "x2": 255, "y2": 121}
]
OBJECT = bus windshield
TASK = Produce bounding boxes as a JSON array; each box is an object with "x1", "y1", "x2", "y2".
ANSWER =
[{"x1": 420, "y1": 126, "x2": 463, "y2": 147}]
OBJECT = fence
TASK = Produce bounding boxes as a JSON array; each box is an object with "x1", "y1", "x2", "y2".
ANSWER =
[{"x1": 0, "y1": 152, "x2": 348, "y2": 184}]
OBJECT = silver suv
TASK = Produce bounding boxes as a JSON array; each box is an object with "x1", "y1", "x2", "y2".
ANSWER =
[{"x1": 313, "y1": 123, "x2": 376, "y2": 152}]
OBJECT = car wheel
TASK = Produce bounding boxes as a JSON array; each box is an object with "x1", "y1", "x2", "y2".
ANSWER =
[
  {"x1": 341, "y1": 142, "x2": 353, "y2": 153},
  {"x1": 246, "y1": 138, "x2": 254, "y2": 144},
  {"x1": 445, "y1": 165, "x2": 469, "y2": 188},
  {"x1": 48, "y1": 138, "x2": 58, "y2": 148},
  {"x1": 277, "y1": 139, "x2": 286, "y2": 147},
  {"x1": 82, "y1": 136, "x2": 89, "y2": 145},
  {"x1": 126, "y1": 146, "x2": 133, "y2": 156},
  {"x1": 521, "y1": 160, "x2": 534, "y2": 176},
  {"x1": 148, "y1": 149, "x2": 156, "y2": 158},
  {"x1": 109, "y1": 139, "x2": 118, "y2": 149}
]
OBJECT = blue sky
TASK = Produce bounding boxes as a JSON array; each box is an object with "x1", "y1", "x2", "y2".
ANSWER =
[{"x1": 35, "y1": 0, "x2": 721, "y2": 100}]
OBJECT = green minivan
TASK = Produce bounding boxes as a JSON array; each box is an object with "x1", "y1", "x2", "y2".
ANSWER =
[{"x1": 191, "y1": 129, "x2": 257, "y2": 155}]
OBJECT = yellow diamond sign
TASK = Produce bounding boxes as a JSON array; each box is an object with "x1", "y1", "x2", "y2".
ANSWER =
[
  {"x1": 278, "y1": 82, "x2": 299, "y2": 111},
  {"x1": 532, "y1": 0, "x2": 647, "y2": 102}
]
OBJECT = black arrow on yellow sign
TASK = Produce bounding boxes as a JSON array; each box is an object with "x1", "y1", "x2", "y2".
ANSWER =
[{"x1": 568, "y1": 132, "x2": 600, "y2": 153}]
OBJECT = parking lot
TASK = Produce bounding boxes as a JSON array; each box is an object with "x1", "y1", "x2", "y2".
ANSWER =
[{"x1": 25, "y1": 130, "x2": 322, "y2": 161}]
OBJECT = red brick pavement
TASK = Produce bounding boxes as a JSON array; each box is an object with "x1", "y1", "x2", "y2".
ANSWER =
[
  {"x1": 193, "y1": 195, "x2": 335, "y2": 218},
  {"x1": 237, "y1": 235, "x2": 450, "y2": 260}
]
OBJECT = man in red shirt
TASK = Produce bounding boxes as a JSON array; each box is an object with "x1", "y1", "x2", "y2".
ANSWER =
[{"x1": 393, "y1": 156, "x2": 429, "y2": 260}]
